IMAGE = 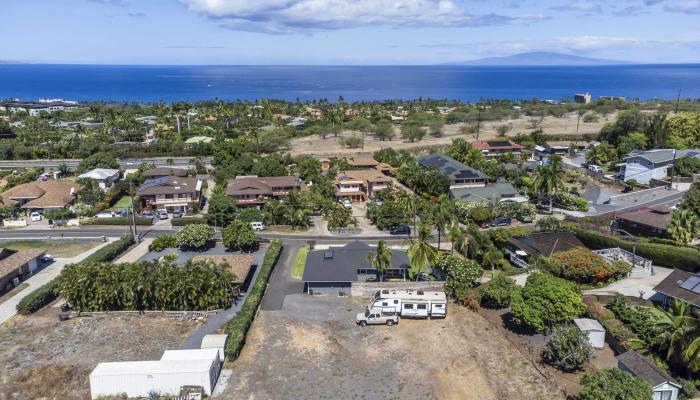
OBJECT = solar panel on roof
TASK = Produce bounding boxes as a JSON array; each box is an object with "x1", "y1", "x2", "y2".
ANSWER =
[
  {"x1": 680, "y1": 276, "x2": 700, "y2": 292},
  {"x1": 444, "y1": 167, "x2": 456, "y2": 174},
  {"x1": 487, "y1": 141, "x2": 511, "y2": 147}
]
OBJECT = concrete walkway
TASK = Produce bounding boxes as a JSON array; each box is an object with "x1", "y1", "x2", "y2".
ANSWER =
[
  {"x1": 180, "y1": 245, "x2": 269, "y2": 350},
  {"x1": 114, "y1": 238, "x2": 153, "y2": 263},
  {"x1": 0, "y1": 238, "x2": 117, "y2": 326},
  {"x1": 584, "y1": 266, "x2": 673, "y2": 300}
]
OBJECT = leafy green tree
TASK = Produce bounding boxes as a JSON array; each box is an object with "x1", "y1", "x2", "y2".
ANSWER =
[
  {"x1": 367, "y1": 240, "x2": 393, "y2": 282},
  {"x1": 207, "y1": 194, "x2": 238, "y2": 227},
  {"x1": 237, "y1": 207, "x2": 265, "y2": 223},
  {"x1": 76, "y1": 178, "x2": 106, "y2": 206},
  {"x1": 479, "y1": 272, "x2": 517, "y2": 309},
  {"x1": 325, "y1": 205, "x2": 355, "y2": 230},
  {"x1": 673, "y1": 157, "x2": 700, "y2": 177},
  {"x1": 482, "y1": 248, "x2": 504, "y2": 278},
  {"x1": 373, "y1": 120, "x2": 395, "y2": 141},
  {"x1": 405, "y1": 224, "x2": 438, "y2": 281},
  {"x1": 176, "y1": 224, "x2": 215, "y2": 249},
  {"x1": 400, "y1": 125, "x2": 426, "y2": 142},
  {"x1": 495, "y1": 124, "x2": 511, "y2": 136},
  {"x1": 665, "y1": 112, "x2": 700, "y2": 147},
  {"x1": 222, "y1": 220, "x2": 260, "y2": 250},
  {"x1": 437, "y1": 255, "x2": 482, "y2": 298},
  {"x1": 542, "y1": 324, "x2": 593, "y2": 372},
  {"x1": 579, "y1": 368, "x2": 653, "y2": 400},
  {"x1": 668, "y1": 209, "x2": 700, "y2": 245},
  {"x1": 586, "y1": 142, "x2": 618, "y2": 166},
  {"x1": 617, "y1": 132, "x2": 648, "y2": 158},
  {"x1": 149, "y1": 235, "x2": 177, "y2": 252},
  {"x1": 511, "y1": 273, "x2": 585, "y2": 333},
  {"x1": 77, "y1": 151, "x2": 119, "y2": 173}
]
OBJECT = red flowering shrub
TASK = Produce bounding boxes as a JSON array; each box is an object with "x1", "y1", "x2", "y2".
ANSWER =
[{"x1": 547, "y1": 247, "x2": 631, "y2": 284}]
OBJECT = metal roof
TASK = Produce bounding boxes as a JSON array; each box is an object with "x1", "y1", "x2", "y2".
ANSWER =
[
  {"x1": 90, "y1": 359, "x2": 214, "y2": 376},
  {"x1": 302, "y1": 241, "x2": 410, "y2": 282},
  {"x1": 574, "y1": 318, "x2": 605, "y2": 332}
]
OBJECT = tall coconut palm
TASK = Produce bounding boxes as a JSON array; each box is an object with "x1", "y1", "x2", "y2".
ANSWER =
[
  {"x1": 432, "y1": 194, "x2": 454, "y2": 251},
  {"x1": 404, "y1": 224, "x2": 438, "y2": 281},
  {"x1": 532, "y1": 156, "x2": 566, "y2": 213},
  {"x1": 448, "y1": 222, "x2": 468, "y2": 257},
  {"x1": 654, "y1": 300, "x2": 700, "y2": 372},
  {"x1": 482, "y1": 248, "x2": 504, "y2": 278},
  {"x1": 367, "y1": 240, "x2": 393, "y2": 282},
  {"x1": 668, "y1": 209, "x2": 699, "y2": 245},
  {"x1": 395, "y1": 190, "x2": 417, "y2": 235}
]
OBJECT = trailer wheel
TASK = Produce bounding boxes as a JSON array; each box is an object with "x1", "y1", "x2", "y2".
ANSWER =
[
  {"x1": 386, "y1": 320, "x2": 394, "y2": 326},
  {"x1": 359, "y1": 321, "x2": 367, "y2": 327}
]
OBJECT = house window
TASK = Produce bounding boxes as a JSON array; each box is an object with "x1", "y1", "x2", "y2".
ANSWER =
[{"x1": 656, "y1": 390, "x2": 673, "y2": 400}]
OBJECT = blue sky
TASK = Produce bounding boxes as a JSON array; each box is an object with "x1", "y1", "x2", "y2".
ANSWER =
[{"x1": 2, "y1": 0, "x2": 700, "y2": 64}]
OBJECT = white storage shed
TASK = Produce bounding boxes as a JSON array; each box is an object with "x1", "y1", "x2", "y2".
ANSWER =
[
  {"x1": 89, "y1": 358, "x2": 218, "y2": 399},
  {"x1": 201, "y1": 334, "x2": 229, "y2": 360},
  {"x1": 574, "y1": 318, "x2": 606, "y2": 349}
]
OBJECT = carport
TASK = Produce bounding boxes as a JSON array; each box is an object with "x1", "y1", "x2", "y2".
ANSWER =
[{"x1": 305, "y1": 282, "x2": 351, "y2": 296}]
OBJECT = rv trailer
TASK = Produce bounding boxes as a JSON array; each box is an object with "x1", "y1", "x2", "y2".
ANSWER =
[{"x1": 368, "y1": 289, "x2": 447, "y2": 318}]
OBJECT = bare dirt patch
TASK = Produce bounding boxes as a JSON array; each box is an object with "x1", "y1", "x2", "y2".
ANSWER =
[
  {"x1": 289, "y1": 112, "x2": 615, "y2": 157},
  {"x1": 0, "y1": 310, "x2": 202, "y2": 400},
  {"x1": 221, "y1": 295, "x2": 565, "y2": 400}
]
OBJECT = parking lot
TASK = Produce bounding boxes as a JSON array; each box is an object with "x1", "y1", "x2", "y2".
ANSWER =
[{"x1": 220, "y1": 294, "x2": 564, "y2": 400}]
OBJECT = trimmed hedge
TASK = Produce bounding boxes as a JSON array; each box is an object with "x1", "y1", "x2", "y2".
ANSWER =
[
  {"x1": 16, "y1": 280, "x2": 58, "y2": 315},
  {"x1": 16, "y1": 235, "x2": 135, "y2": 314},
  {"x1": 170, "y1": 217, "x2": 208, "y2": 226},
  {"x1": 225, "y1": 240, "x2": 282, "y2": 361},
  {"x1": 574, "y1": 229, "x2": 700, "y2": 272},
  {"x1": 83, "y1": 216, "x2": 154, "y2": 226}
]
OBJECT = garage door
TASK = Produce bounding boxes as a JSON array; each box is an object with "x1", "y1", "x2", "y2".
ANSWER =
[{"x1": 307, "y1": 282, "x2": 351, "y2": 296}]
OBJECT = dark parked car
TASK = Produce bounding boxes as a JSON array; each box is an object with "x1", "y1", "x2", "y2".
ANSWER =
[
  {"x1": 389, "y1": 225, "x2": 411, "y2": 235},
  {"x1": 490, "y1": 216, "x2": 512, "y2": 227}
]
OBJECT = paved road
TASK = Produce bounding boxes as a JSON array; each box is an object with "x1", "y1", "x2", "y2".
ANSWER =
[
  {"x1": 0, "y1": 156, "x2": 213, "y2": 169},
  {"x1": 180, "y1": 246, "x2": 268, "y2": 350},
  {"x1": 260, "y1": 244, "x2": 303, "y2": 311},
  {"x1": 0, "y1": 239, "x2": 116, "y2": 325},
  {"x1": 589, "y1": 190, "x2": 685, "y2": 216}
]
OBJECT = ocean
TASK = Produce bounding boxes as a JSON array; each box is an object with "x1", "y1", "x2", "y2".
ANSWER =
[{"x1": 0, "y1": 64, "x2": 699, "y2": 103}]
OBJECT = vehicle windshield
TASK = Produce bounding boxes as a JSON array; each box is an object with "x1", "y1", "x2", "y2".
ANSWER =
[{"x1": 364, "y1": 310, "x2": 370, "y2": 317}]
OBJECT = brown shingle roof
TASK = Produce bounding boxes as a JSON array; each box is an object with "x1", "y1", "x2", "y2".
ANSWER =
[
  {"x1": 0, "y1": 249, "x2": 45, "y2": 280},
  {"x1": 617, "y1": 208, "x2": 672, "y2": 230},
  {"x1": 653, "y1": 269, "x2": 700, "y2": 308},
  {"x1": 509, "y1": 231, "x2": 586, "y2": 258},
  {"x1": 348, "y1": 158, "x2": 379, "y2": 167},
  {"x1": 0, "y1": 181, "x2": 80, "y2": 209},
  {"x1": 336, "y1": 170, "x2": 391, "y2": 185},
  {"x1": 226, "y1": 176, "x2": 303, "y2": 197},
  {"x1": 190, "y1": 254, "x2": 253, "y2": 283},
  {"x1": 143, "y1": 167, "x2": 188, "y2": 177}
]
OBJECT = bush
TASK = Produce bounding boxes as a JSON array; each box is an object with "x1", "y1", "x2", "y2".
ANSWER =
[
  {"x1": 579, "y1": 368, "x2": 653, "y2": 400},
  {"x1": 547, "y1": 247, "x2": 631, "y2": 284},
  {"x1": 542, "y1": 324, "x2": 593, "y2": 372},
  {"x1": 82, "y1": 216, "x2": 154, "y2": 226},
  {"x1": 149, "y1": 235, "x2": 177, "y2": 252},
  {"x1": 479, "y1": 272, "x2": 518, "y2": 309},
  {"x1": 511, "y1": 273, "x2": 585, "y2": 333},
  {"x1": 16, "y1": 236, "x2": 134, "y2": 314},
  {"x1": 584, "y1": 297, "x2": 639, "y2": 350},
  {"x1": 608, "y1": 296, "x2": 664, "y2": 343},
  {"x1": 16, "y1": 281, "x2": 58, "y2": 315},
  {"x1": 437, "y1": 255, "x2": 483, "y2": 299},
  {"x1": 176, "y1": 224, "x2": 215, "y2": 249},
  {"x1": 225, "y1": 240, "x2": 282, "y2": 360},
  {"x1": 170, "y1": 217, "x2": 208, "y2": 226},
  {"x1": 575, "y1": 229, "x2": 700, "y2": 272},
  {"x1": 222, "y1": 220, "x2": 260, "y2": 250}
]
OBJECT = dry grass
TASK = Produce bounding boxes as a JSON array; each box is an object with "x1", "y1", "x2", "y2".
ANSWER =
[
  {"x1": 0, "y1": 240, "x2": 99, "y2": 258},
  {"x1": 0, "y1": 310, "x2": 202, "y2": 400}
]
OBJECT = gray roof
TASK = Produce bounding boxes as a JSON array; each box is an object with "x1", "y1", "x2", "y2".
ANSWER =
[
  {"x1": 625, "y1": 149, "x2": 700, "y2": 164},
  {"x1": 653, "y1": 269, "x2": 700, "y2": 308},
  {"x1": 617, "y1": 351, "x2": 680, "y2": 388},
  {"x1": 302, "y1": 241, "x2": 410, "y2": 282},
  {"x1": 78, "y1": 168, "x2": 120, "y2": 180},
  {"x1": 419, "y1": 154, "x2": 488, "y2": 181},
  {"x1": 449, "y1": 183, "x2": 518, "y2": 202}
]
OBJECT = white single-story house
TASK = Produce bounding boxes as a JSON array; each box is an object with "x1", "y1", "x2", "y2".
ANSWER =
[
  {"x1": 78, "y1": 168, "x2": 121, "y2": 190},
  {"x1": 573, "y1": 318, "x2": 606, "y2": 349}
]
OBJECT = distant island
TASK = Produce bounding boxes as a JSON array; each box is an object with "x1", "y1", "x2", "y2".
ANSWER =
[{"x1": 447, "y1": 51, "x2": 630, "y2": 66}]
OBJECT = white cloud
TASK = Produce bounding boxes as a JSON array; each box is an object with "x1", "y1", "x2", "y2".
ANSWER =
[
  {"x1": 180, "y1": 0, "x2": 548, "y2": 34},
  {"x1": 665, "y1": 0, "x2": 700, "y2": 13}
]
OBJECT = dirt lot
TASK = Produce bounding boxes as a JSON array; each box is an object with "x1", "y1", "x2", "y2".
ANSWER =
[
  {"x1": 221, "y1": 294, "x2": 565, "y2": 400},
  {"x1": 289, "y1": 111, "x2": 615, "y2": 157},
  {"x1": 0, "y1": 308, "x2": 202, "y2": 400}
]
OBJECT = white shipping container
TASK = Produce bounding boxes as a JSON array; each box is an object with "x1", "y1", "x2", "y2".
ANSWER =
[
  {"x1": 201, "y1": 334, "x2": 229, "y2": 360},
  {"x1": 89, "y1": 359, "x2": 217, "y2": 399}
]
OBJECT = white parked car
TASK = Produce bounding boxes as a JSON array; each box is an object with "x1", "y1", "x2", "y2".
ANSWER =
[
  {"x1": 250, "y1": 221, "x2": 264, "y2": 231},
  {"x1": 30, "y1": 212, "x2": 42, "y2": 222},
  {"x1": 341, "y1": 199, "x2": 352, "y2": 209},
  {"x1": 41, "y1": 254, "x2": 54, "y2": 263},
  {"x1": 588, "y1": 164, "x2": 603, "y2": 173}
]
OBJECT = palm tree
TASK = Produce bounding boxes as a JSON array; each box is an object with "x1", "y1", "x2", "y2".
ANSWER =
[
  {"x1": 448, "y1": 222, "x2": 468, "y2": 257},
  {"x1": 367, "y1": 240, "x2": 393, "y2": 282},
  {"x1": 532, "y1": 155, "x2": 566, "y2": 213},
  {"x1": 404, "y1": 224, "x2": 438, "y2": 281},
  {"x1": 482, "y1": 248, "x2": 504, "y2": 278},
  {"x1": 654, "y1": 300, "x2": 700, "y2": 372},
  {"x1": 432, "y1": 194, "x2": 454, "y2": 251},
  {"x1": 395, "y1": 190, "x2": 417, "y2": 235},
  {"x1": 668, "y1": 210, "x2": 699, "y2": 245}
]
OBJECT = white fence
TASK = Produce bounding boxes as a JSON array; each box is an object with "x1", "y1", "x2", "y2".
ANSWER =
[
  {"x1": 1, "y1": 219, "x2": 27, "y2": 228},
  {"x1": 351, "y1": 281, "x2": 445, "y2": 297}
]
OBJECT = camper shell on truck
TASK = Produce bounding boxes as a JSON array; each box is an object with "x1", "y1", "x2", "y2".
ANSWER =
[{"x1": 369, "y1": 289, "x2": 447, "y2": 319}]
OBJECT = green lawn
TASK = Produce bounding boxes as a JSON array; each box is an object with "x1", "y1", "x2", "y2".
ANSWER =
[
  {"x1": 108, "y1": 196, "x2": 133, "y2": 211},
  {"x1": 291, "y1": 246, "x2": 310, "y2": 280}
]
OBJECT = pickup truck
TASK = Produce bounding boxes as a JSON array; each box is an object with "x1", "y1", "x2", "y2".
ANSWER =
[{"x1": 356, "y1": 308, "x2": 399, "y2": 327}]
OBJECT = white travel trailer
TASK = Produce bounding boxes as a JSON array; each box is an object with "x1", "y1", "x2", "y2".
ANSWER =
[{"x1": 369, "y1": 289, "x2": 447, "y2": 318}]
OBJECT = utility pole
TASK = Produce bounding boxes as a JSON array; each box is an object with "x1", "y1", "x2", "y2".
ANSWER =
[
  {"x1": 668, "y1": 149, "x2": 677, "y2": 190},
  {"x1": 129, "y1": 182, "x2": 139, "y2": 243},
  {"x1": 475, "y1": 109, "x2": 482, "y2": 141},
  {"x1": 674, "y1": 89, "x2": 682, "y2": 114}
]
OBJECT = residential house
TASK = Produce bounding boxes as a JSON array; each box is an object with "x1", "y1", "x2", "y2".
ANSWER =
[
  {"x1": 138, "y1": 176, "x2": 201, "y2": 213},
  {"x1": 471, "y1": 140, "x2": 525, "y2": 158},
  {"x1": 335, "y1": 170, "x2": 391, "y2": 203},
  {"x1": 653, "y1": 269, "x2": 700, "y2": 315},
  {"x1": 142, "y1": 167, "x2": 189, "y2": 179},
  {"x1": 77, "y1": 168, "x2": 121, "y2": 191},
  {"x1": 347, "y1": 158, "x2": 396, "y2": 175},
  {"x1": 619, "y1": 149, "x2": 700, "y2": 185},
  {"x1": 419, "y1": 154, "x2": 488, "y2": 189},
  {"x1": 287, "y1": 117, "x2": 307, "y2": 130},
  {"x1": 226, "y1": 176, "x2": 305, "y2": 208},
  {"x1": 505, "y1": 231, "x2": 587, "y2": 268},
  {"x1": 574, "y1": 93, "x2": 591, "y2": 104},
  {"x1": 0, "y1": 248, "x2": 45, "y2": 294},
  {"x1": 617, "y1": 351, "x2": 681, "y2": 400},
  {"x1": 184, "y1": 136, "x2": 213, "y2": 146},
  {"x1": 0, "y1": 181, "x2": 80, "y2": 211},
  {"x1": 0, "y1": 100, "x2": 80, "y2": 116},
  {"x1": 448, "y1": 182, "x2": 521, "y2": 203},
  {"x1": 302, "y1": 241, "x2": 411, "y2": 295},
  {"x1": 543, "y1": 141, "x2": 593, "y2": 155},
  {"x1": 615, "y1": 205, "x2": 672, "y2": 238}
]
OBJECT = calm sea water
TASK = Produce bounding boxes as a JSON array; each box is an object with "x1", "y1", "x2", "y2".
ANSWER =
[{"x1": 0, "y1": 64, "x2": 699, "y2": 103}]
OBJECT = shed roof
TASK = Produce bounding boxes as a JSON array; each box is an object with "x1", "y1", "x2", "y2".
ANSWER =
[
  {"x1": 160, "y1": 348, "x2": 219, "y2": 361},
  {"x1": 617, "y1": 351, "x2": 680, "y2": 388},
  {"x1": 574, "y1": 318, "x2": 605, "y2": 332},
  {"x1": 201, "y1": 334, "x2": 228, "y2": 349},
  {"x1": 90, "y1": 359, "x2": 213, "y2": 376}
]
